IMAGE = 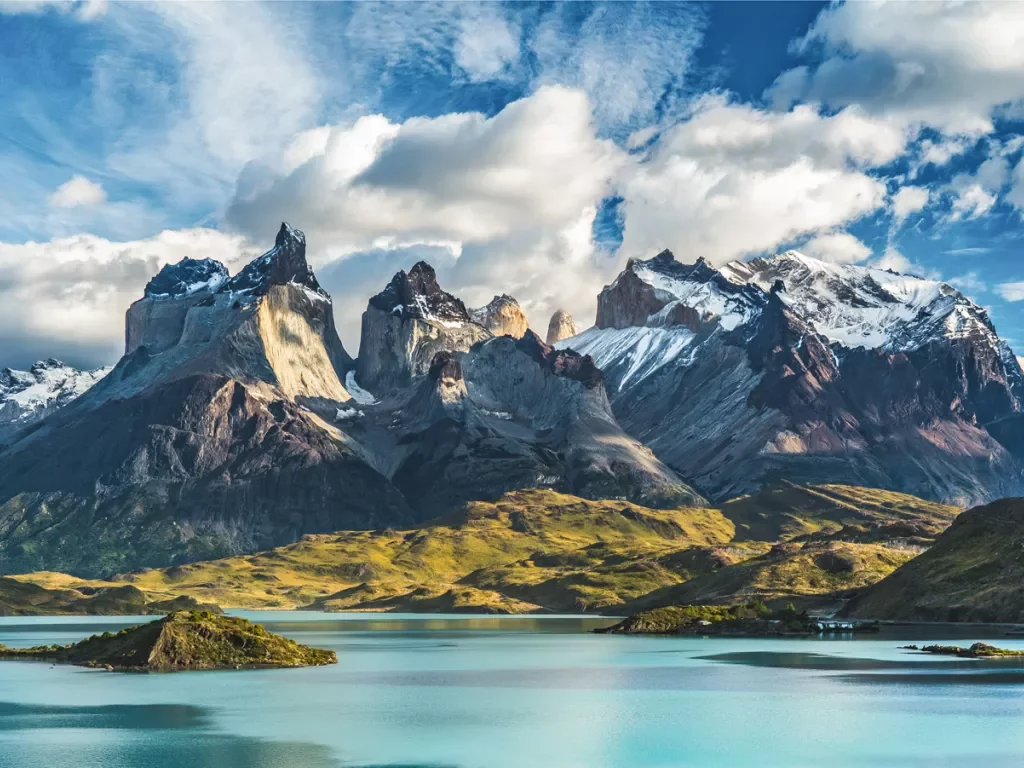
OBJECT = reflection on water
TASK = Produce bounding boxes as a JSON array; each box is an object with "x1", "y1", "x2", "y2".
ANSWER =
[
  {"x1": 696, "y1": 650, "x2": 1020, "y2": 671},
  {"x1": 0, "y1": 701, "x2": 207, "y2": 730},
  {"x1": 0, "y1": 701, "x2": 340, "y2": 768},
  {"x1": 839, "y1": 671, "x2": 1024, "y2": 685},
  {"x1": 700, "y1": 649, "x2": 1024, "y2": 685},
  {"x1": 5, "y1": 613, "x2": 1024, "y2": 768}
]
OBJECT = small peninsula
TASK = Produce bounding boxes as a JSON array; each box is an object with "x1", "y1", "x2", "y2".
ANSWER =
[
  {"x1": 901, "y1": 643, "x2": 1024, "y2": 659},
  {"x1": 0, "y1": 610, "x2": 336, "y2": 671},
  {"x1": 598, "y1": 602, "x2": 878, "y2": 636}
]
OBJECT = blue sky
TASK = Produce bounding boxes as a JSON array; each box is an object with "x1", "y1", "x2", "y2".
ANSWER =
[{"x1": 0, "y1": 0, "x2": 1023, "y2": 368}]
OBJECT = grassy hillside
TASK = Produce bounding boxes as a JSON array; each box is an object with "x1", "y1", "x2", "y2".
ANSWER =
[
  {"x1": 620, "y1": 540, "x2": 917, "y2": 614},
  {"x1": 9, "y1": 484, "x2": 956, "y2": 615},
  {"x1": 14, "y1": 490, "x2": 736, "y2": 613},
  {"x1": 0, "y1": 610, "x2": 335, "y2": 670},
  {"x1": 0, "y1": 576, "x2": 219, "y2": 616},
  {"x1": 721, "y1": 482, "x2": 959, "y2": 542},
  {"x1": 845, "y1": 498, "x2": 1024, "y2": 623}
]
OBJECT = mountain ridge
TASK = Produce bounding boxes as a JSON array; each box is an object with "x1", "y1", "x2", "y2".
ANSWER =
[{"x1": 560, "y1": 248, "x2": 1023, "y2": 506}]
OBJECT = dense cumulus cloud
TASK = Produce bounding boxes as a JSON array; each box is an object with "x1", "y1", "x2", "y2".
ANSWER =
[
  {"x1": 0, "y1": 229, "x2": 255, "y2": 367},
  {"x1": 2, "y1": 1, "x2": 1024, "y2": 367}
]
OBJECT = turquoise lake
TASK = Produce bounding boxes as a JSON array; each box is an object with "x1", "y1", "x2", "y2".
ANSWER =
[{"x1": 3, "y1": 612, "x2": 1024, "y2": 767}]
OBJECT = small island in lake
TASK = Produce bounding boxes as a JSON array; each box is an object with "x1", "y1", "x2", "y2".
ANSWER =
[
  {"x1": 0, "y1": 610, "x2": 337, "y2": 671},
  {"x1": 901, "y1": 643, "x2": 1024, "y2": 659},
  {"x1": 598, "y1": 602, "x2": 879, "y2": 636}
]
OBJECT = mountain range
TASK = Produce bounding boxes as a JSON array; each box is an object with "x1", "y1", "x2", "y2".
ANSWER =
[{"x1": 1, "y1": 222, "x2": 1021, "y2": 577}]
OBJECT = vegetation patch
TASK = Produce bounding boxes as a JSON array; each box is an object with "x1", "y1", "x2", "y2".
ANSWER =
[
  {"x1": 0, "y1": 610, "x2": 335, "y2": 671},
  {"x1": 8, "y1": 485, "x2": 953, "y2": 617},
  {"x1": 845, "y1": 498, "x2": 1024, "y2": 623},
  {"x1": 902, "y1": 643, "x2": 1024, "y2": 659}
]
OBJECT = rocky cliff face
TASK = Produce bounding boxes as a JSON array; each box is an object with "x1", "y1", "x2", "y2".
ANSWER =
[
  {"x1": 470, "y1": 294, "x2": 529, "y2": 339},
  {"x1": 0, "y1": 224, "x2": 409, "y2": 577},
  {"x1": 561, "y1": 249, "x2": 1024, "y2": 506},
  {"x1": 364, "y1": 330, "x2": 704, "y2": 517},
  {"x1": 546, "y1": 309, "x2": 578, "y2": 345},
  {"x1": 118, "y1": 223, "x2": 354, "y2": 404},
  {"x1": 355, "y1": 262, "x2": 491, "y2": 393}
]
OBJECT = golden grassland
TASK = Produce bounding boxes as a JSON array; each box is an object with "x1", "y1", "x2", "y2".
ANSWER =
[{"x1": 7, "y1": 485, "x2": 958, "y2": 615}]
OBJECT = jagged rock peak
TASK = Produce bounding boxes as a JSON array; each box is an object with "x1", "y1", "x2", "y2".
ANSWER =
[
  {"x1": 597, "y1": 249, "x2": 765, "y2": 331},
  {"x1": 515, "y1": 330, "x2": 604, "y2": 389},
  {"x1": 546, "y1": 309, "x2": 578, "y2": 345},
  {"x1": 425, "y1": 351, "x2": 468, "y2": 415},
  {"x1": 369, "y1": 261, "x2": 471, "y2": 325},
  {"x1": 470, "y1": 294, "x2": 529, "y2": 338},
  {"x1": 428, "y1": 350, "x2": 463, "y2": 382},
  {"x1": 145, "y1": 258, "x2": 228, "y2": 298},
  {"x1": 223, "y1": 222, "x2": 326, "y2": 299}
]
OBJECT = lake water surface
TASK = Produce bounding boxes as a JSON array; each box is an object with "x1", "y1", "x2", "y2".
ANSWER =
[{"x1": 3, "y1": 612, "x2": 1024, "y2": 767}]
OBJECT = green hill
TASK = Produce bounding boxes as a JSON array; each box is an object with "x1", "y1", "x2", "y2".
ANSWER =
[
  {"x1": 845, "y1": 498, "x2": 1024, "y2": 623},
  {"x1": 13, "y1": 490, "x2": 736, "y2": 613},
  {"x1": 0, "y1": 577, "x2": 220, "y2": 616},
  {"x1": 0, "y1": 610, "x2": 335, "y2": 670},
  {"x1": 620, "y1": 540, "x2": 916, "y2": 614},
  {"x1": 8, "y1": 484, "x2": 956, "y2": 615},
  {"x1": 720, "y1": 482, "x2": 959, "y2": 542}
]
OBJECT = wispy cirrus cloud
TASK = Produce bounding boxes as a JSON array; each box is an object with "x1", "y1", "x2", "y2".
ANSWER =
[{"x1": 995, "y1": 281, "x2": 1024, "y2": 302}]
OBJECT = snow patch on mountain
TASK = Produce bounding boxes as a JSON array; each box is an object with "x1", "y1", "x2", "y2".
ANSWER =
[
  {"x1": 144, "y1": 258, "x2": 228, "y2": 298},
  {"x1": 720, "y1": 251, "x2": 995, "y2": 352},
  {"x1": 0, "y1": 359, "x2": 111, "y2": 426},
  {"x1": 631, "y1": 261, "x2": 759, "y2": 331},
  {"x1": 558, "y1": 326, "x2": 697, "y2": 391},
  {"x1": 345, "y1": 371, "x2": 377, "y2": 405}
]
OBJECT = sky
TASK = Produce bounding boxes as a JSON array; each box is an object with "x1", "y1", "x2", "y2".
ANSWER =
[{"x1": 1, "y1": 0, "x2": 1023, "y2": 369}]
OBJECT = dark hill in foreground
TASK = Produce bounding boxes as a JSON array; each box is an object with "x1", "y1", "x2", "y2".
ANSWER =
[{"x1": 845, "y1": 498, "x2": 1024, "y2": 623}]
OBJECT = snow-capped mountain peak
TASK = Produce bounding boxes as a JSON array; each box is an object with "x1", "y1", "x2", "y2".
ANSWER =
[
  {"x1": 0, "y1": 359, "x2": 111, "y2": 434},
  {"x1": 599, "y1": 249, "x2": 765, "y2": 332},
  {"x1": 144, "y1": 258, "x2": 228, "y2": 298},
  {"x1": 224, "y1": 222, "x2": 327, "y2": 299},
  {"x1": 368, "y1": 261, "x2": 472, "y2": 328},
  {"x1": 719, "y1": 250, "x2": 996, "y2": 352}
]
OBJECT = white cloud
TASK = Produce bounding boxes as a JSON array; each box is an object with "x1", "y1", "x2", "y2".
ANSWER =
[
  {"x1": 873, "y1": 246, "x2": 914, "y2": 274},
  {"x1": 1008, "y1": 158, "x2": 1024, "y2": 213},
  {"x1": 915, "y1": 137, "x2": 973, "y2": 172},
  {"x1": 227, "y1": 86, "x2": 622, "y2": 254},
  {"x1": 944, "y1": 154, "x2": 1008, "y2": 222},
  {"x1": 71, "y1": 2, "x2": 323, "y2": 223},
  {"x1": 890, "y1": 185, "x2": 930, "y2": 224},
  {"x1": 617, "y1": 97, "x2": 901, "y2": 263},
  {"x1": 947, "y1": 184, "x2": 997, "y2": 221},
  {"x1": 530, "y1": 2, "x2": 706, "y2": 133},
  {"x1": 0, "y1": 228, "x2": 256, "y2": 365},
  {"x1": 996, "y1": 281, "x2": 1024, "y2": 302},
  {"x1": 49, "y1": 175, "x2": 106, "y2": 208},
  {"x1": 772, "y1": 1, "x2": 1024, "y2": 135},
  {"x1": 0, "y1": 0, "x2": 105, "y2": 20},
  {"x1": 225, "y1": 87, "x2": 623, "y2": 346},
  {"x1": 800, "y1": 232, "x2": 872, "y2": 264},
  {"x1": 948, "y1": 272, "x2": 988, "y2": 296},
  {"x1": 454, "y1": 5, "x2": 520, "y2": 82}
]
